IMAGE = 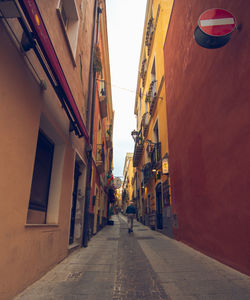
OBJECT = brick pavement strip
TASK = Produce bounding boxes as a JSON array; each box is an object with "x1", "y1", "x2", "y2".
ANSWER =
[{"x1": 112, "y1": 217, "x2": 168, "y2": 300}]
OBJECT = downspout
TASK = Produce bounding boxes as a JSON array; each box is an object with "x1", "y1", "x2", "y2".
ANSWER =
[
  {"x1": 16, "y1": 0, "x2": 90, "y2": 140},
  {"x1": 82, "y1": 2, "x2": 102, "y2": 247},
  {"x1": 86, "y1": 4, "x2": 96, "y2": 132}
]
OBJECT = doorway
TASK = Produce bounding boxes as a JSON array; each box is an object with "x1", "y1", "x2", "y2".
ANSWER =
[
  {"x1": 69, "y1": 161, "x2": 82, "y2": 245},
  {"x1": 155, "y1": 183, "x2": 163, "y2": 229}
]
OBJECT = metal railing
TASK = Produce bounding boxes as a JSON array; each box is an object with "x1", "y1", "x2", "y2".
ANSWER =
[
  {"x1": 98, "y1": 79, "x2": 106, "y2": 97},
  {"x1": 96, "y1": 144, "x2": 105, "y2": 163},
  {"x1": 150, "y1": 142, "x2": 161, "y2": 168}
]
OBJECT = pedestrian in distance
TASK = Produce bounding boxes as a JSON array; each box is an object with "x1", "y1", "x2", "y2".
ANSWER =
[{"x1": 126, "y1": 202, "x2": 137, "y2": 233}]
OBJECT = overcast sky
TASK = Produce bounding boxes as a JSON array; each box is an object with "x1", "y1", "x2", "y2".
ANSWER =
[{"x1": 106, "y1": 0, "x2": 147, "y2": 178}]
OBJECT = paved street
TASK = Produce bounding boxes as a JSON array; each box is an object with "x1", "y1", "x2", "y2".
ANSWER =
[{"x1": 15, "y1": 214, "x2": 250, "y2": 300}]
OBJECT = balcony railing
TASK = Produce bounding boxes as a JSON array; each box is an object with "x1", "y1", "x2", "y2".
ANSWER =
[
  {"x1": 132, "y1": 129, "x2": 144, "y2": 167},
  {"x1": 145, "y1": 17, "x2": 154, "y2": 55},
  {"x1": 147, "y1": 80, "x2": 157, "y2": 115},
  {"x1": 143, "y1": 162, "x2": 153, "y2": 185},
  {"x1": 145, "y1": 17, "x2": 154, "y2": 46},
  {"x1": 108, "y1": 147, "x2": 113, "y2": 171},
  {"x1": 140, "y1": 58, "x2": 147, "y2": 78},
  {"x1": 147, "y1": 80, "x2": 156, "y2": 99},
  {"x1": 105, "y1": 124, "x2": 112, "y2": 148},
  {"x1": 140, "y1": 58, "x2": 147, "y2": 87},
  {"x1": 142, "y1": 112, "x2": 149, "y2": 137},
  {"x1": 150, "y1": 142, "x2": 161, "y2": 169},
  {"x1": 96, "y1": 144, "x2": 105, "y2": 174},
  {"x1": 98, "y1": 80, "x2": 107, "y2": 118},
  {"x1": 132, "y1": 173, "x2": 136, "y2": 185}
]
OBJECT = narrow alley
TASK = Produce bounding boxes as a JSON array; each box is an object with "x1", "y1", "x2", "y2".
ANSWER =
[
  {"x1": 15, "y1": 215, "x2": 250, "y2": 300},
  {"x1": 1, "y1": 0, "x2": 250, "y2": 299}
]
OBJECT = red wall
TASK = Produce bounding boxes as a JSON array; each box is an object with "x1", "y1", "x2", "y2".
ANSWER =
[{"x1": 163, "y1": 0, "x2": 250, "y2": 275}]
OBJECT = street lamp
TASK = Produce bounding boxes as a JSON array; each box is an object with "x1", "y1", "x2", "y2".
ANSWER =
[{"x1": 131, "y1": 130, "x2": 139, "y2": 142}]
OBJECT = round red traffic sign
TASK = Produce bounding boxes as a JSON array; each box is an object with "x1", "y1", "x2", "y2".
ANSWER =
[{"x1": 198, "y1": 8, "x2": 236, "y2": 37}]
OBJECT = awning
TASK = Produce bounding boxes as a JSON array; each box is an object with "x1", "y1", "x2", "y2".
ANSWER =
[{"x1": 18, "y1": 0, "x2": 89, "y2": 142}]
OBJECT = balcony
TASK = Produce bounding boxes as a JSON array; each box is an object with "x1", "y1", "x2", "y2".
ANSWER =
[
  {"x1": 147, "y1": 80, "x2": 157, "y2": 115},
  {"x1": 143, "y1": 162, "x2": 153, "y2": 185},
  {"x1": 99, "y1": 81, "x2": 107, "y2": 118},
  {"x1": 140, "y1": 58, "x2": 147, "y2": 87},
  {"x1": 108, "y1": 147, "x2": 113, "y2": 171},
  {"x1": 149, "y1": 142, "x2": 161, "y2": 169},
  {"x1": 132, "y1": 173, "x2": 136, "y2": 185},
  {"x1": 132, "y1": 130, "x2": 144, "y2": 167},
  {"x1": 149, "y1": 94, "x2": 157, "y2": 115},
  {"x1": 142, "y1": 112, "x2": 149, "y2": 138},
  {"x1": 96, "y1": 144, "x2": 105, "y2": 174},
  {"x1": 145, "y1": 17, "x2": 154, "y2": 55},
  {"x1": 145, "y1": 17, "x2": 153, "y2": 46},
  {"x1": 105, "y1": 125, "x2": 112, "y2": 148}
]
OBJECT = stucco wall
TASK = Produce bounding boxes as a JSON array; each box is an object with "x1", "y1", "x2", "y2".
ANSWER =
[
  {"x1": 0, "y1": 0, "x2": 94, "y2": 296},
  {"x1": 163, "y1": 0, "x2": 250, "y2": 275},
  {"x1": 37, "y1": 0, "x2": 93, "y2": 123},
  {"x1": 0, "y1": 19, "x2": 77, "y2": 299}
]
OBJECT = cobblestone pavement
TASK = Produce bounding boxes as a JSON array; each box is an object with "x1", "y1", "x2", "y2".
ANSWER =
[
  {"x1": 112, "y1": 221, "x2": 168, "y2": 299},
  {"x1": 15, "y1": 214, "x2": 250, "y2": 300}
]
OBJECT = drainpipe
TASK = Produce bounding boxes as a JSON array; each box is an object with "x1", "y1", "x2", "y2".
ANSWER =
[{"x1": 82, "y1": 2, "x2": 102, "y2": 248}]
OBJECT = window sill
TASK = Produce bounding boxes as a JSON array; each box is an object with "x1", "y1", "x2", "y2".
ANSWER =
[{"x1": 25, "y1": 224, "x2": 59, "y2": 227}]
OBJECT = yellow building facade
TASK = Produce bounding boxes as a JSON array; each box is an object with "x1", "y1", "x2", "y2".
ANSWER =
[
  {"x1": 133, "y1": 0, "x2": 173, "y2": 234},
  {"x1": 0, "y1": 0, "x2": 113, "y2": 298},
  {"x1": 122, "y1": 153, "x2": 135, "y2": 212}
]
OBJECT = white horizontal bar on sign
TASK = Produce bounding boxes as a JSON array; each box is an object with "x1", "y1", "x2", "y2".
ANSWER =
[{"x1": 200, "y1": 18, "x2": 234, "y2": 27}]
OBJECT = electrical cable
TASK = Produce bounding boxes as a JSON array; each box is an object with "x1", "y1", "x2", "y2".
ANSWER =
[{"x1": 96, "y1": 78, "x2": 163, "y2": 100}]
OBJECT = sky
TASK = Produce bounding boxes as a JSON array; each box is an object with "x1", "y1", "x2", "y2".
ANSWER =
[{"x1": 106, "y1": 0, "x2": 147, "y2": 178}]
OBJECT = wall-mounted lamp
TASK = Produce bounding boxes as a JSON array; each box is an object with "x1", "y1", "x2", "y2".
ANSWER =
[
  {"x1": 131, "y1": 129, "x2": 157, "y2": 145},
  {"x1": 131, "y1": 130, "x2": 139, "y2": 142}
]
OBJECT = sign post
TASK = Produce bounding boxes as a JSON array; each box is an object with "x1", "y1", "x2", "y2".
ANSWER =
[
  {"x1": 162, "y1": 157, "x2": 169, "y2": 175},
  {"x1": 194, "y1": 8, "x2": 236, "y2": 49}
]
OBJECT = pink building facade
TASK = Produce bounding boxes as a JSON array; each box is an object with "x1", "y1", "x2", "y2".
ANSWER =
[{"x1": 163, "y1": 0, "x2": 250, "y2": 275}]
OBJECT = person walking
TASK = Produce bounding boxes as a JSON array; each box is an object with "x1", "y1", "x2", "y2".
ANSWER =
[{"x1": 126, "y1": 202, "x2": 137, "y2": 233}]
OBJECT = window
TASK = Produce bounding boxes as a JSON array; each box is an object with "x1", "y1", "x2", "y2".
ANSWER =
[
  {"x1": 99, "y1": 79, "x2": 106, "y2": 96},
  {"x1": 147, "y1": 194, "x2": 151, "y2": 215},
  {"x1": 29, "y1": 130, "x2": 54, "y2": 215},
  {"x1": 60, "y1": 2, "x2": 68, "y2": 28},
  {"x1": 27, "y1": 114, "x2": 66, "y2": 225},
  {"x1": 139, "y1": 89, "x2": 142, "y2": 115},
  {"x1": 57, "y1": 0, "x2": 80, "y2": 62},
  {"x1": 145, "y1": 98, "x2": 148, "y2": 118},
  {"x1": 153, "y1": 120, "x2": 159, "y2": 143},
  {"x1": 151, "y1": 58, "x2": 157, "y2": 96}
]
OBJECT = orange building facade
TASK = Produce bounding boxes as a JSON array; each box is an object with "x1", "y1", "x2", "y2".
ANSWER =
[{"x1": 0, "y1": 0, "x2": 112, "y2": 299}]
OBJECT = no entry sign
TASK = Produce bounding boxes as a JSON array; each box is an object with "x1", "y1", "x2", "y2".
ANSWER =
[{"x1": 198, "y1": 8, "x2": 236, "y2": 37}]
